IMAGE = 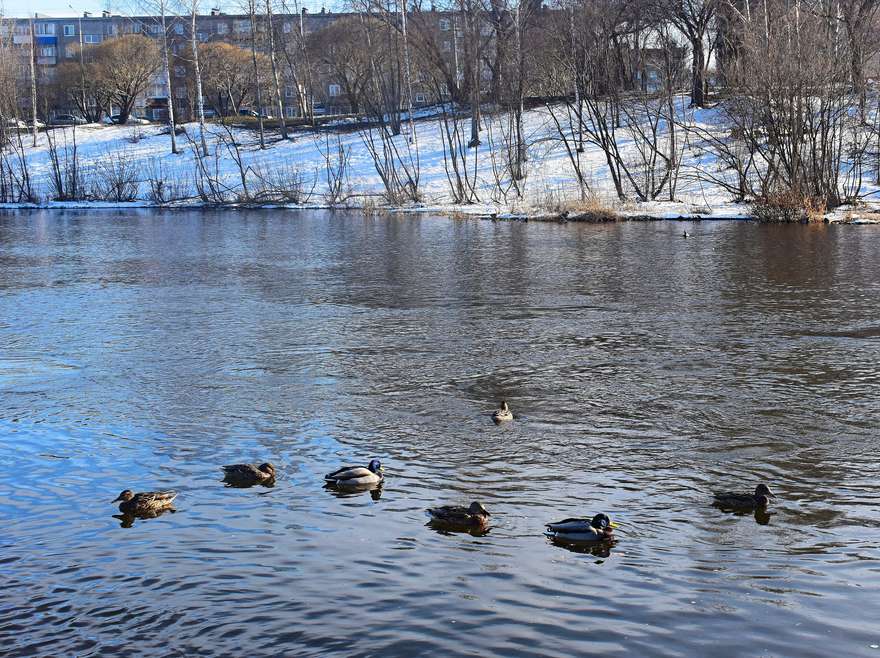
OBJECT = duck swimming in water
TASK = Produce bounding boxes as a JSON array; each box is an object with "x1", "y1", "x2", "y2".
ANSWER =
[
  {"x1": 112, "y1": 490, "x2": 177, "y2": 515},
  {"x1": 545, "y1": 513, "x2": 618, "y2": 542},
  {"x1": 492, "y1": 401, "x2": 513, "y2": 423},
  {"x1": 713, "y1": 483, "x2": 776, "y2": 511},
  {"x1": 222, "y1": 462, "x2": 276, "y2": 487},
  {"x1": 426, "y1": 502, "x2": 491, "y2": 531},
  {"x1": 324, "y1": 459, "x2": 384, "y2": 487}
]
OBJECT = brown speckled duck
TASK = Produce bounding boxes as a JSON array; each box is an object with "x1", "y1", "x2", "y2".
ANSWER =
[
  {"x1": 222, "y1": 462, "x2": 276, "y2": 486},
  {"x1": 426, "y1": 502, "x2": 491, "y2": 530},
  {"x1": 112, "y1": 490, "x2": 177, "y2": 515}
]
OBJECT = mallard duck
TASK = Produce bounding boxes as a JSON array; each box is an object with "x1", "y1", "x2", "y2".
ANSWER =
[
  {"x1": 222, "y1": 462, "x2": 276, "y2": 486},
  {"x1": 324, "y1": 459, "x2": 384, "y2": 487},
  {"x1": 112, "y1": 490, "x2": 177, "y2": 515},
  {"x1": 426, "y1": 502, "x2": 491, "y2": 530},
  {"x1": 682, "y1": 230, "x2": 690, "y2": 238},
  {"x1": 492, "y1": 400, "x2": 513, "y2": 423},
  {"x1": 545, "y1": 513, "x2": 618, "y2": 542},
  {"x1": 713, "y1": 483, "x2": 776, "y2": 511}
]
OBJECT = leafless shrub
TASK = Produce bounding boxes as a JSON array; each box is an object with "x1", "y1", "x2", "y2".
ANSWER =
[
  {"x1": 317, "y1": 134, "x2": 352, "y2": 206},
  {"x1": 360, "y1": 125, "x2": 421, "y2": 206},
  {"x1": 90, "y1": 150, "x2": 140, "y2": 202},
  {"x1": 46, "y1": 127, "x2": 86, "y2": 201},
  {"x1": 127, "y1": 127, "x2": 144, "y2": 144},
  {"x1": 0, "y1": 125, "x2": 37, "y2": 203},
  {"x1": 146, "y1": 160, "x2": 191, "y2": 205},
  {"x1": 250, "y1": 163, "x2": 317, "y2": 204},
  {"x1": 437, "y1": 104, "x2": 480, "y2": 205}
]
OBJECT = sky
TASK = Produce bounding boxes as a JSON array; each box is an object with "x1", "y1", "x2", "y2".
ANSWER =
[
  {"x1": 5, "y1": 0, "x2": 111, "y2": 17},
  {"x1": 5, "y1": 0, "x2": 336, "y2": 17}
]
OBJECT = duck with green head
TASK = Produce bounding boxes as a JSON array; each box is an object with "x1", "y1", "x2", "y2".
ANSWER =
[
  {"x1": 713, "y1": 483, "x2": 776, "y2": 511},
  {"x1": 545, "y1": 513, "x2": 618, "y2": 542},
  {"x1": 324, "y1": 459, "x2": 384, "y2": 487}
]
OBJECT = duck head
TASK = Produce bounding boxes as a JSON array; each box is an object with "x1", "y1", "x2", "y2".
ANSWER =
[
  {"x1": 499, "y1": 401, "x2": 509, "y2": 411},
  {"x1": 259, "y1": 463, "x2": 276, "y2": 476},
  {"x1": 468, "y1": 501, "x2": 490, "y2": 517},
  {"x1": 368, "y1": 459, "x2": 384, "y2": 474},
  {"x1": 590, "y1": 513, "x2": 619, "y2": 534},
  {"x1": 754, "y1": 483, "x2": 775, "y2": 506},
  {"x1": 113, "y1": 489, "x2": 134, "y2": 503}
]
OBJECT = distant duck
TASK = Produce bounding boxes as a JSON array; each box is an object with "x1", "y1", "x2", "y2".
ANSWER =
[
  {"x1": 222, "y1": 462, "x2": 276, "y2": 486},
  {"x1": 112, "y1": 489, "x2": 177, "y2": 515},
  {"x1": 713, "y1": 483, "x2": 776, "y2": 511},
  {"x1": 682, "y1": 230, "x2": 690, "y2": 238},
  {"x1": 492, "y1": 401, "x2": 513, "y2": 423},
  {"x1": 324, "y1": 459, "x2": 384, "y2": 487},
  {"x1": 427, "y1": 502, "x2": 491, "y2": 530},
  {"x1": 545, "y1": 513, "x2": 618, "y2": 542}
]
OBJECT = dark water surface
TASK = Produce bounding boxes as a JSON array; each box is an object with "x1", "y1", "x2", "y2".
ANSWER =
[{"x1": 1, "y1": 210, "x2": 879, "y2": 657}]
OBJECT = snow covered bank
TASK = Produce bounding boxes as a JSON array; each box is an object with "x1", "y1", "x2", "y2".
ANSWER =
[{"x1": 1, "y1": 106, "x2": 878, "y2": 222}]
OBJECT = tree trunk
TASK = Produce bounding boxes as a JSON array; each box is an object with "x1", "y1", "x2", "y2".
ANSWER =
[
  {"x1": 690, "y1": 37, "x2": 706, "y2": 107},
  {"x1": 190, "y1": 2, "x2": 209, "y2": 156},
  {"x1": 249, "y1": 0, "x2": 266, "y2": 149},
  {"x1": 265, "y1": 0, "x2": 288, "y2": 139},
  {"x1": 160, "y1": 7, "x2": 178, "y2": 154}
]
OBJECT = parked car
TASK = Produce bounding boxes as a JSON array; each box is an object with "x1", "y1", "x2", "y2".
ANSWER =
[
  {"x1": 238, "y1": 109, "x2": 273, "y2": 119},
  {"x1": 2, "y1": 117, "x2": 28, "y2": 129},
  {"x1": 51, "y1": 114, "x2": 87, "y2": 126},
  {"x1": 103, "y1": 114, "x2": 151, "y2": 125},
  {"x1": 26, "y1": 118, "x2": 46, "y2": 129},
  {"x1": 200, "y1": 107, "x2": 218, "y2": 119}
]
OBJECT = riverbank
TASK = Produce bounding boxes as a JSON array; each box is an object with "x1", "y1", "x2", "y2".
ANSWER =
[{"x1": 2, "y1": 104, "x2": 879, "y2": 223}]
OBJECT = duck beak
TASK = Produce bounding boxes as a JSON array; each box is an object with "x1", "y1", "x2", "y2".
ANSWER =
[
  {"x1": 610, "y1": 522, "x2": 620, "y2": 528},
  {"x1": 767, "y1": 490, "x2": 777, "y2": 499},
  {"x1": 379, "y1": 466, "x2": 385, "y2": 473},
  {"x1": 112, "y1": 495, "x2": 123, "y2": 503}
]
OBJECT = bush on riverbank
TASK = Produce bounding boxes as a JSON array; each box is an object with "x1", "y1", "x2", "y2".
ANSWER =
[{"x1": 751, "y1": 189, "x2": 827, "y2": 223}]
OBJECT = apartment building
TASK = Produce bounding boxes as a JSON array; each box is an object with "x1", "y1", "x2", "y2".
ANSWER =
[{"x1": 5, "y1": 7, "x2": 458, "y2": 122}]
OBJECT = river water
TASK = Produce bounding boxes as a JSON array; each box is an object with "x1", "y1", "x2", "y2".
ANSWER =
[{"x1": 0, "y1": 210, "x2": 878, "y2": 657}]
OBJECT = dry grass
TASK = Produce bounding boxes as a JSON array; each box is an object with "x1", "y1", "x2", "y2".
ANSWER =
[{"x1": 752, "y1": 188, "x2": 828, "y2": 223}]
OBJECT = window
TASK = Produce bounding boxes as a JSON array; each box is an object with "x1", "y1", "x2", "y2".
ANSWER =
[
  {"x1": 415, "y1": 93, "x2": 427, "y2": 104},
  {"x1": 328, "y1": 84, "x2": 341, "y2": 97},
  {"x1": 174, "y1": 23, "x2": 184, "y2": 35},
  {"x1": 175, "y1": 86, "x2": 187, "y2": 99},
  {"x1": 234, "y1": 20, "x2": 251, "y2": 33},
  {"x1": 149, "y1": 24, "x2": 161, "y2": 34},
  {"x1": 63, "y1": 24, "x2": 75, "y2": 36},
  {"x1": 39, "y1": 46, "x2": 56, "y2": 57},
  {"x1": 217, "y1": 22, "x2": 228, "y2": 34},
  {"x1": 197, "y1": 31, "x2": 208, "y2": 42},
  {"x1": 284, "y1": 87, "x2": 296, "y2": 98},
  {"x1": 174, "y1": 66, "x2": 186, "y2": 77},
  {"x1": 285, "y1": 106, "x2": 297, "y2": 118},
  {"x1": 83, "y1": 34, "x2": 101, "y2": 44},
  {"x1": 283, "y1": 22, "x2": 292, "y2": 33},
  {"x1": 441, "y1": 39, "x2": 451, "y2": 52},
  {"x1": 65, "y1": 44, "x2": 76, "y2": 57},
  {"x1": 35, "y1": 22, "x2": 56, "y2": 35},
  {"x1": 439, "y1": 18, "x2": 450, "y2": 31}
]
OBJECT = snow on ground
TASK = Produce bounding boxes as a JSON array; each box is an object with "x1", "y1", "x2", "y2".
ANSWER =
[{"x1": 2, "y1": 104, "x2": 879, "y2": 220}]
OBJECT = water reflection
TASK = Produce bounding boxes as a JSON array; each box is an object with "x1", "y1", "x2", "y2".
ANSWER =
[
  {"x1": 547, "y1": 537, "x2": 617, "y2": 558},
  {"x1": 323, "y1": 482, "x2": 384, "y2": 501},
  {"x1": 113, "y1": 508, "x2": 176, "y2": 528},
  {"x1": 0, "y1": 211, "x2": 878, "y2": 657}
]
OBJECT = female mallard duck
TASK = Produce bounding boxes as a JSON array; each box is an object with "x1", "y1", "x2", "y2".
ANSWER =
[
  {"x1": 492, "y1": 401, "x2": 513, "y2": 423},
  {"x1": 112, "y1": 490, "x2": 177, "y2": 515},
  {"x1": 713, "y1": 483, "x2": 776, "y2": 511},
  {"x1": 545, "y1": 513, "x2": 618, "y2": 542},
  {"x1": 426, "y1": 502, "x2": 491, "y2": 530},
  {"x1": 324, "y1": 459, "x2": 384, "y2": 487},
  {"x1": 222, "y1": 462, "x2": 276, "y2": 486}
]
